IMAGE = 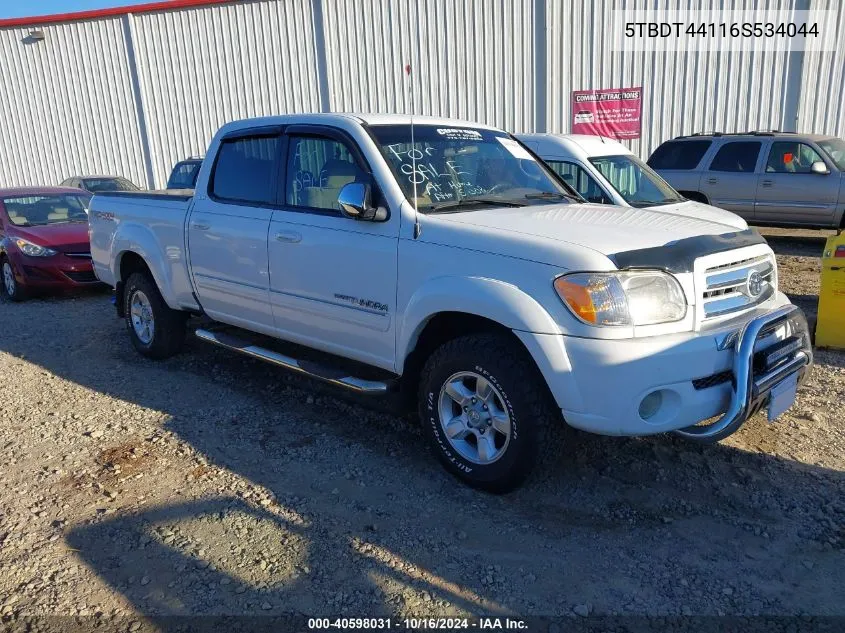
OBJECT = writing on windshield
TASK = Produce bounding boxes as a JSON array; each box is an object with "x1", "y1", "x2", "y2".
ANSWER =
[{"x1": 370, "y1": 125, "x2": 566, "y2": 211}]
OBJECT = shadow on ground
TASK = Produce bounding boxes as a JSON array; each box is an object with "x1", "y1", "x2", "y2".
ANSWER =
[{"x1": 1, "y1": 292, "x2": 843, "y2": 621}]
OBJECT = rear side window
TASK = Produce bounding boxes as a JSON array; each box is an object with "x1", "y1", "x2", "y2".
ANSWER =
[
  {"x1": 647, "y1": 140, "x2": 711, "y2": 170},
  {"x1": 211, "y1": 136, "x2": 279, "y2": 204},
  {"x1": 708, "y1": 141, "x2": 761, "y2": 172}
]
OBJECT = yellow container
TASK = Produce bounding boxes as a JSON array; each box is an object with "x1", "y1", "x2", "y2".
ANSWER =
[{"x1": 815, "y1": 232, "x2": 845, "y2": 349}]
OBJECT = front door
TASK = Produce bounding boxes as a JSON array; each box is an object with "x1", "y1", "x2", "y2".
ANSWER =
[
  {"x1": 701, "y1": 140, "x2": 762, "y2": 220},
  {"x1": 267, "y1": 126, "x2": 399, "y2": 371},
  {"x1": 188, "y1": 130, "x2": 280, "y2": 333},
  {"x1": 755, "y1": 141, "x2": 838, "y2": 225}
]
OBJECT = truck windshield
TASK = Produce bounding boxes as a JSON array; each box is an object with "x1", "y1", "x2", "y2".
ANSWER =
[
  {"x1": 369, "y1": 124, "x2": 576, "y2": 212},
  {"x1": 2, "y1": 194, "x2": 91, "y2": 226},
  {"x1": 588, "y1": 154, "x2": 684, "y2": 208},
  {"x1": 818, "y1": 138, "x2": 845, "y2": 171},
  {"x1": 83, "y1": 177, "x2": 139, "y2": 193}
]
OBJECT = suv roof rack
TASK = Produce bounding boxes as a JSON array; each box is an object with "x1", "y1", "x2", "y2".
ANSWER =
[{"x1": 674, "y1": 129, "x2": 799, "y2": 140}]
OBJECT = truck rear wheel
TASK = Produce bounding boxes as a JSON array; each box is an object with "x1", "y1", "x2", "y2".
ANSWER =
[
  {"x1": 418, "y1": 333, "x2": 557, "y2": 492},
  {"x1": 124, "y1": 272, "x2": 186, "y2": 359}
]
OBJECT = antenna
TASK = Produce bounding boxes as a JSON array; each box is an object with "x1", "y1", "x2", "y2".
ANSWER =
[{"x1": 405, "y1": 63, "x2": 421, "y2": 240}]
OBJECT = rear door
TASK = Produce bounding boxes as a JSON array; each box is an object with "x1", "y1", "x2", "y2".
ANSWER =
[
  {"x1": 267, "y1": 125, "x2": 399, "y2": 371},
  {"x1": 755, "y1": 140, "x2": 838, "y2": 225},
  {"x1": 700, "y1": 140, "x2": 763, "y2": 220},
  {"x1": 187, "y1": 127, "x2": 281, "y2": 333}
]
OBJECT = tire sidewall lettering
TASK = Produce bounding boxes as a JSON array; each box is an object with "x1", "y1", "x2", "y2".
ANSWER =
[{"x1": 427, "y1": 362, "x2": 520, "y2": 476}]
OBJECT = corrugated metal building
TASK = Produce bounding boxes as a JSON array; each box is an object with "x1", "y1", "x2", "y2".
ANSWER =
[{"x1": 0, "y1": 0, "x2": 843, "y2": 189}]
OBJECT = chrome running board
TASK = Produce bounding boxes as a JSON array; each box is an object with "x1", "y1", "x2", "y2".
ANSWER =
[{"x1": 195, "y1": 328, "x2": 390, "y2": 394}]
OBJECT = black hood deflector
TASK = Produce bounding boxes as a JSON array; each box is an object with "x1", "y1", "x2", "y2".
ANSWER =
[{"x1": 609, "y1": 229, "x2": 767, "y2": 273}]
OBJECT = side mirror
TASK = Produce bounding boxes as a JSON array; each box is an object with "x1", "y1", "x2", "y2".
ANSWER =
[
  {"x1": 338, "y1": 182, "x2": 387, "y2": 221},
  {"x1": 811, "y1": 161, "x2": 830, "y2": 175}
]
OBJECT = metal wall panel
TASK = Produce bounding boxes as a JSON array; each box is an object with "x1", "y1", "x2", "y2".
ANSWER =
[
  {"x1": 321, "y1": 0, "x2": 537, "y2": 132},
  {"x1": 0, "y1": 19, "x2": 146, "y2": 188},
  {"x1": 131, "y1": 0, "x2": 322, "y2": 188},
  {"x1": 546, "y1": 0, "x2": 800, "y2": 158},
  {"x1": 1, "y1": 0, "x2": 843, "y2": 189},
  {"x1": 797, "y1": 0, "x2": 845, "y2": 137}
]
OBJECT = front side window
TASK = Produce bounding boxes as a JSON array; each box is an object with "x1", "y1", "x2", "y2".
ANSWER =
[
  {"x1": 647, "y1": 140, "x2": 712, "y2": 170},
  {"x1": 545, "y1": 161, "x2": 610, "y2": 204},
  {"x1": 817, "y1": 137, "x2": 845, "y2": 171},
  {"x1": 211, "y1": 135, "x2": 279, "y2": 204},
  {"x1": 709, "y1": 141, "x2": 761, "y2": 172},
  {"x1": 2, "y1": 194, "x2": 91, "y2": 226},
  {"x1": 286, "y1": 136, "x2": 365, "y2": 211},
  {"x1": 590, "y1": 154, "x2": 684, "y2": 207},
  {"x1": 765, "y1": 142, "x2": 825, "y2": 174},
  {"x1": 369, "y1": 124, "x2": 571, "y2": 212},
  {"x1": 82, "y1": 177, "x2": 139, "y2": 192}
]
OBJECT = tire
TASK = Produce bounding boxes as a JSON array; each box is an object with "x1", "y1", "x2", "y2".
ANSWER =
[
  {"x1": 1, "y1": 256, "x2": 25, "y2": 302},
  {"x1": 123, "y1": 272, "x2": 186, "y2": 359},
  {"x1": 418, "y1": 332, "x2": 558, "y2": 493}
]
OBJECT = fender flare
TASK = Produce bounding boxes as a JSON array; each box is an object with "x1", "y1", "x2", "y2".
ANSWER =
[
  {"x1": 397, "y1": 275, "x2": 562, "y2": 371},
  {"x1": 111, "y1": 223, "x2": 180, "y2": 309}
]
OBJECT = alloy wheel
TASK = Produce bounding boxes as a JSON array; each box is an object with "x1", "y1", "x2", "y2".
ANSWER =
[
  {"x1": 437, "y1": 370, "x2": 512, "y2": 464},
  {"x1": 130, "y1": 290, "x2": 155, "y2": 345}
]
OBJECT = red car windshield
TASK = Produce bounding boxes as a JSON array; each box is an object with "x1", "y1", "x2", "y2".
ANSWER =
[{"x1": 2, "y1": 194, "x2": 91, "y2": 227}]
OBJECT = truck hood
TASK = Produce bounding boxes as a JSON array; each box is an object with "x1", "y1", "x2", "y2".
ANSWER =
[
  {"x1": 646, "y1": 199, "x2": 747, "y2": 230},
  {"x1": 429, "y1": 202, "x2": 751, "y2": 266}
]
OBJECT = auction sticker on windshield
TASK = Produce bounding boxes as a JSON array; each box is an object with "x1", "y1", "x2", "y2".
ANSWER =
[{"x1": 497, "y1": 137, "x2": 534, "y2": 160}]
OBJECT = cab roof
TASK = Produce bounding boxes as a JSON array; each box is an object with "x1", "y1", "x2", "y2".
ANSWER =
[
  {"x1": 218, "y1": 112, "x2": 503, "y2": 135},
  {"x1": 517, "y1": 133, "x2": 633, "y2": 159}
]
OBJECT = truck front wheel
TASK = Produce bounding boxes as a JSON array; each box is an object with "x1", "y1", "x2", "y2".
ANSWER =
[
  {"x1": 123, "y1": 272, "x2": 187, "y2": 359},
  {"x1": 418, "y1": 333, "x2": 557, "y2": 492}
]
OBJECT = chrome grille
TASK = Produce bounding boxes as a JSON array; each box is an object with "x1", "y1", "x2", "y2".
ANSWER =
[
  {"x1": 701, "y1": 254, "x2": 775, "y2": 319},
  {"x1": 64, "y1": 252, "x2": 91, "y2": 259}
]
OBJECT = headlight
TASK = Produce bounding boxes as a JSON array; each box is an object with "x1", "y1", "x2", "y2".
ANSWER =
[
  {"x1": 554, "y1": 270, "x2": 687, "y2": 326},
  {"x1": 15, "y1": 238, "x2": 57, "y2": 257}
]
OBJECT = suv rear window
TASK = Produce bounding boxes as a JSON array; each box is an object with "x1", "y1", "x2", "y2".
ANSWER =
[{"x1": 647, "y1": 140, "x2": 712, "y2": 170}]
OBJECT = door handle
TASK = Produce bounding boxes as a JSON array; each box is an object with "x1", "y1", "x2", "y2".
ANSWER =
[
  {"x1": 761, "y1": 180, "x2": 773, "y2": 188},
  {"x1": 191, "y1": 221, "x2": 210, "y2": 230},
  {"x1": 274, "y1": 231, "x2": 302, "y2": 243},
  {"x1": 707, "y1": 177, "x2": 718, "y2": 184}
]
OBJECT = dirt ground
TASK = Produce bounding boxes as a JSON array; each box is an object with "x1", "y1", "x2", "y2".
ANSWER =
[{"x1": 0, "y1": 227, "x2": 843, "y2": 626}]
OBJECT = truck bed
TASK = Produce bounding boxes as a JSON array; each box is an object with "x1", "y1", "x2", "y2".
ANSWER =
[
  {"x1": 91, "y1": 189, "x2": 194, "y2": 202},
  {"x1": 89, "y1": 188, "x2": 196, "y2": 311}
]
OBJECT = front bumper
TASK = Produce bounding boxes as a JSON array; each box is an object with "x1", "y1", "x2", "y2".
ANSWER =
[
  {"x1": 519, "y1": 299, "x2": 813, "y2": 439},
  {"x1": 673, "y1": 304, "x2": 812, "y2": 442},
  {"x1": 10, "y1": 252, "x2": 100, "y2": 289}
]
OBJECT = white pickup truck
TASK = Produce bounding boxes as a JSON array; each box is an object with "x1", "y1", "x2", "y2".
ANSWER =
[{"x1": 89, "y1": 113, "x2": 813, "y2": 492}]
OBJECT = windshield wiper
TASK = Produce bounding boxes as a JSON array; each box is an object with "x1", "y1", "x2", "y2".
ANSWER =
[
  {"x1": 634, "y1": 199, "x2": 680, "y2": 207},
  {"x1": 524, "y1": 191, "x2": 581, "y2": 202},
  {"x1": 430, "y1": 197, "x2": 526, "y2": 213}
]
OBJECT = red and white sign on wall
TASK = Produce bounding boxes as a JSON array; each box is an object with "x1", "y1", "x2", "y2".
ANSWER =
[{"x1": 571, "y1": 86, "x2": 643, "y2": 139}]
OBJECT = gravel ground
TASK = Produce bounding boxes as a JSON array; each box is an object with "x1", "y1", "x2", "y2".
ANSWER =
[{"x1": 0, "y1": 228, "x2": 843, "y2": 624}]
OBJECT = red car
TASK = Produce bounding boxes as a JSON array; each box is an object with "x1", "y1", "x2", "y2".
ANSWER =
[{"x1": 0, "y1": 187, "x2": 99, "y2": 301}]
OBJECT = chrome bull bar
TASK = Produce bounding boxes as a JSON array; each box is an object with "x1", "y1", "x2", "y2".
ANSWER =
[{"x1": 675, "y1": 305, "x2": 813, "y2": 443}]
